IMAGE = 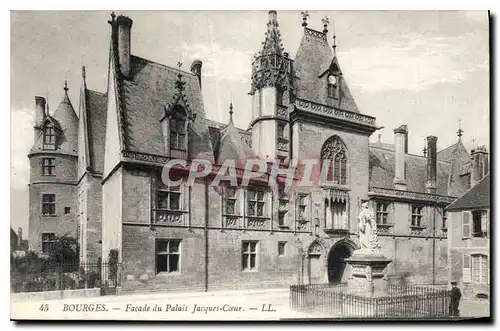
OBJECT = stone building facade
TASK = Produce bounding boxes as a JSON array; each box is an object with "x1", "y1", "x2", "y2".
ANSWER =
[{"x1": 28, "y1": 11, "x2": 485, "y2": 293}]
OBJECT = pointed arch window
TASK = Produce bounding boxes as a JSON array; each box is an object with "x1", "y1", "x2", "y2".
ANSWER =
[
  {"x1": 170, "y1": 105, "x2": 187, "y2": 151},
  {"x1": 321, "y1": 136, "x2": 348, "y2": 186}
]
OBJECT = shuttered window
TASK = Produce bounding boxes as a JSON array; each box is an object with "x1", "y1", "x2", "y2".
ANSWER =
[
  {"x1": 462, "y1": 254, "x2": 471, "y2": 283},
  {"x1": 462, "y1": 211, "x2": 471, "y2": 238}
]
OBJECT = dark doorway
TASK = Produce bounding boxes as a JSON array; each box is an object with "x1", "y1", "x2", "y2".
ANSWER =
[{"x1": 328, "y1": 243, "x2": 353, "y2": 284}]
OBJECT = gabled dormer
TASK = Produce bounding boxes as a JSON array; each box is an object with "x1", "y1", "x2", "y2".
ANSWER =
[
  {"x1": 40, "y1": 117, "x2": 61, "y2": 150},
  {"x1": 160, "y1": 65, "x2": 198, "y2": 160},
  {"x1": 294, "y1": 15, "x2": 359, "y2": 113}
]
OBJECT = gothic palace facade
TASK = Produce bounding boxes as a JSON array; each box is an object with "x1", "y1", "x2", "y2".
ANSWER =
[{"x1": 28, "y1": 11, "x2": 488, "y2": 293}]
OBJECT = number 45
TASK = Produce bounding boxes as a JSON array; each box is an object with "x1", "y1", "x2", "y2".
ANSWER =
[{"x1": 39, "y1": 304, "x2": 49, "y2": 312}]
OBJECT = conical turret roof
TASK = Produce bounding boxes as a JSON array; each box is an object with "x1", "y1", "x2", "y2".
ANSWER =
[{"x1": 52, "y1": 82, "x2": 78, "y2": 154}]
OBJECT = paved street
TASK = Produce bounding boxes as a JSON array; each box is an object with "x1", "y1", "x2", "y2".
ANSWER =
[{"x1": 11, "y1": 288, "x2": 490, "y2": 321}]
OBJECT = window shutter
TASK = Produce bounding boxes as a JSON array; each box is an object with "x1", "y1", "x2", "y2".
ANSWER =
[
  {"x1": 462, "y1": 211, "x2": 471, "y2": 237},
  {"x1": 481, "y1": 210, "x2": 488, "y2": 235},
  {"x1": 408, "y1": 204, "x2": 412, "y2": 227},
  {"x1": 463, "y1": 253, "x2": 471, "y2": 283}
]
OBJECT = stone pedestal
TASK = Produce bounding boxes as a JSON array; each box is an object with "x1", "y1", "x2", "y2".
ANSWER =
[{"x1": 346, "y1": 249, "x2": 392, "y2": 297}]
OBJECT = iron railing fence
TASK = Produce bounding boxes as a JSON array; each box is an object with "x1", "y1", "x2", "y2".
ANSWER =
[
  {"x1": 11, "y1": 261, "x2": 121, "y2": 293},
  {"x1": 290, "y1": 283, "x2": 452, "y2": 319}
]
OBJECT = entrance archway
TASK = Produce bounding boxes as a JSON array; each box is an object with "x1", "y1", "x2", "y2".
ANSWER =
[{"x1": 328, "y1": 241, "x2": 355, "y2": 284}]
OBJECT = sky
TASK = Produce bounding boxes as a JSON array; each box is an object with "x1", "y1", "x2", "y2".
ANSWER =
[{"x1": 10, "y1": 10, "x2": 490, "y2": 236}]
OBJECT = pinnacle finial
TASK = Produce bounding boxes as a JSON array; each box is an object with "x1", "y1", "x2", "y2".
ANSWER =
[
  {"x1": 301, "y1": 11, "x2": 309, "y2": 27},
  {"x1": 269, "y1": 10, "x2": 277, "y2": 22},
  {"x1": 175, "y1": 61, "x2": 186, "y2": 91},
  {"x1": 457, "y1": 118, "x2": 463, "y2": 140},
  {"x1": 423, "y1": 145, "x2": 427, "y2": 157},
  {"x1": 108, "y1": 11, "x2": 116, "y2": 25},
  {"x1": 228, "y1": 102, "x2": 234, "y2": 126},
  {"x1": 64, "y1": 80, "x2": 68, "y2": 93},
  {"x1": 82, "y1": 66, "x2": 86, "y2": 79},
  {"x1": 332, "y1": 20, "x2": 337, "y2": 56},
  {"x1": 322, "y1": 16, "x2": 329, "y2": 34}
]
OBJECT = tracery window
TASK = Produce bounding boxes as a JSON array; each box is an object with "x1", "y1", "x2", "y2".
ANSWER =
[{"x1": 321, "y1": 136, "x2": 348, "y2": 185}]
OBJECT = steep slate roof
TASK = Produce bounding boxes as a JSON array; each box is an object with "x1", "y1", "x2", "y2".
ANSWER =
[
  {"x1": 216, "y1": 109, "x2": 255, "y2": 166},
  {"x1": 446, "y1": 173, "x2": 490, "y2": 211},
  {"x1": 86, "y1": 90, "x2": 107, "y2": 173},
  {"x1": 121, "y1": 55, "x2": 214, "y2": 160},
  {"x1": 437, "y1": 140, "x2": 471, "y2": 197},
  {"x1": 369, "y1": 141, "x2": 395, "y2": 151},
  {"x1": 369, "y1": 146, "x2": 455, "y2": 196},
  {"x1": 293, "y1": 28, "x2": 359, "y2": 113},
  {"x1": 437, "y1": 140, "x2": 470, "y2": 164},
  {"x1": 205, "y1": 118, "x2": 252, "y2": 159},
  {"x1": 52, "y1": 89, "x2": 79, "y2": 154}
]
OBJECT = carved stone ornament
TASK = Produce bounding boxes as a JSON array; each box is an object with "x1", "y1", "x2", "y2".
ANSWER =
[
  {"x1": 321, "y1": 136, "x2": 346, "y2": 160},
  {"x1": 308, "y1": 242, "x2": 322, "y2": 255}
]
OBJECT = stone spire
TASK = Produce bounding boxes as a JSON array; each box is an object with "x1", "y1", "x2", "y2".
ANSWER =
[
  {"x1": 260, "y1": 10, "x2": 284, "y2": 57},
  {"x1": 250, "y1": 10, "x2": 293, "y2": 94}
]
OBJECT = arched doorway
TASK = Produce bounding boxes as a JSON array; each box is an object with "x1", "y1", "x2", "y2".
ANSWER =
[{"x1": 328, "y1": 241, "x2": 355, "y2": 284}]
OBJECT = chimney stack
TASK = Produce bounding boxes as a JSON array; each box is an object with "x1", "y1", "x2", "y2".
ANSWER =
[
  {"x1": 425, "y1": 136, "x2": 438, "y2": 193},
  {"x1": 471, "y1": 146, "x2": 488, "y2": 187},
  {"x1": 34, "y1": 96, "x2": 46, "y2": 143},
  {"x1": 393, "y1": 125, "x2": 408, "y2": 190},
  {"x1": 190, "y1": 59, "x2": 203, "y2": 88},
  {"x1": 35, "y1": 96, "x2": 46, "y2": 124},
  {"x1": 116, "y1": 15, "x2": 133, "y2": 77},
  {"x1": 17, "y1": 227, "x2": 22, "y2": 248}
]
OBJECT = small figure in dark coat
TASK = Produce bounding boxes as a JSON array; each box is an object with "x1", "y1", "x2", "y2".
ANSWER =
[{"x1": 449, "y1": 282, "x2": 462, "y2": 317}]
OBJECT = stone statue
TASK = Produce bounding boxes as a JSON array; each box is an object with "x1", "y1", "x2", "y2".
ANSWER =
[{"x1": 357, "y1": 202, "x2": 381, "y2": 252}]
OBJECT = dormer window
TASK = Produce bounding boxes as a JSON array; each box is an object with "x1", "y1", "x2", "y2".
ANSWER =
[
  {"x1": 327, "y1": 74, "x2": 338, "y2": 99},
  {"x1": 43, "y1": 126, "x2": 56, "y2": 150},
  {"x1": 170, "y1": 105, "x2": 187, "y2": 151}
]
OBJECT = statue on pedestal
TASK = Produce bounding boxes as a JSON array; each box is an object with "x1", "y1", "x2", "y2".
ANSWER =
[{"x1": 357, "y1": 202, "x2": 381, "y2": 252}]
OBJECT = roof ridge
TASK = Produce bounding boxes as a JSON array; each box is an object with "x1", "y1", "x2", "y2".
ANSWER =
[
  {"x1": 370, "y1": 145, "x2": 453, "y2": 165},
  {"x1": 131, "y1": 55, "x2": 197, "y2": 77}
]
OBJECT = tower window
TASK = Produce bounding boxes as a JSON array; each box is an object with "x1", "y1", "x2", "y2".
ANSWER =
[
  {"x1": 42, "y1": 233, "x2": 57, "y2": 253},
  {"x1": 42, "y1": 194, "x2": 56, "y2": 216},
  {"x1": 42, "y1": 158, "x2": 55, "y2": 176},
  {"x1": 43, "y1": 126, "x2": 56, "y2": 149}
]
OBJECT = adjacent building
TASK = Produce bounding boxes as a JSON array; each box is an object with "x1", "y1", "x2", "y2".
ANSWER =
[
  {"x1": 27, "y1": 11, "x2": 486, "y2": 293},
  {"x1": 446, "y1": 147, "x2": 490, "y2": 299}
]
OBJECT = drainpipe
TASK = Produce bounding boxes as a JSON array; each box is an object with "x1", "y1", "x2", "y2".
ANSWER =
[
  {"x1": 204, "y1": 179, "x2": 209, "y2": 291},
  {"x1": 432, "y1": 202, "x2": 436, "y2": 285}
]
